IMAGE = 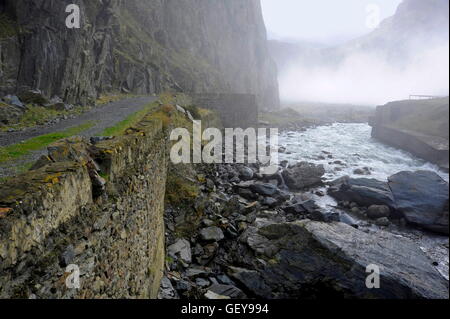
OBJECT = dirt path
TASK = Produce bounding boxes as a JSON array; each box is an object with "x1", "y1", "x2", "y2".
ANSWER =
[
  {"x1": 0, "y1": 96, "x2": 157, "y2": 147},
  {"x1": 0, "y1": 96, "x2": 157, "y2": 178}
]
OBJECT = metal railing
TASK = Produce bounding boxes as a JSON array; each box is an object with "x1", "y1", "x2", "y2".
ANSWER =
[{"x1": 409, "y1": 95, "x2": 442, "y2": 100}]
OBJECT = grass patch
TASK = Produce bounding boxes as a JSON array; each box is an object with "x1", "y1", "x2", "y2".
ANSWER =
[
  {"x1": 0, "y1": 105, "x2": 93, "y2": 132},
  {"x1": 96, "y1": 93, "x2": 136, "y2": 106},
  {"x1": 0, "y1": 121, "x2": 95, "y2": 164},
  {"x1": 0, "y1": 13, "x2": 18, "y2": 39},
  {"x1": 166, "y1": 172, "x2": 200, "y2": 205},
  {"x1": 98, "y1": 102, "x2": 158, "y2": 136},
  {"x1": 388, "y1": 97, "x2": 449, "y2": 139}
]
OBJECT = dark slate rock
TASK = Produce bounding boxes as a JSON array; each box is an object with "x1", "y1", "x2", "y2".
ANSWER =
[
  {"x1": 199, "y1": 227, "x2": 225, "y2": 242},
  {"x1": 239, "y1": 167, "x2": 254, "y2": 180},
  {"x1": 262, "y1": 197, "x2": 278, "y2": 208},
  {"x1": 208, "y1": 284, "x2": 247, "y2": 299},
  {"x1": 249, "y1": 183, "x2": 279, "y2": 197},
  {"x1": 366, "y1": 205, "x2": 391, "y2": 220},
  {"x1": 227, "y1": 266, "x2": 272, "y2": 298},
  {"x1": 328, "y1": 176, "x2": 395, "y2": 208},
  {"x1": 388, "y1": 171, "x2": 449, "y2": 235},
  {"x1": 3, "y1": 95, "x2": 25, "y2": 109},
  {"x1": 18, "y1": 89, "x2": 49, "y2": 105},
  {"x1": 244, "y1": 221, "x2": 449, "y2": 299},
  {"x1": 282, "y1": 162, "x2": 325, "y2": 190},
  {"x1": 59, "y1": 245, "x2": 75, "y2": 267},
  {"x1": 339, "y1": 212, "x2": 359, "y2": 228}
]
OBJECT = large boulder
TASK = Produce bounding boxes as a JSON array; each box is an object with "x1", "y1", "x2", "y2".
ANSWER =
[
  {"x1": 2, "y1": 95, "x2": 25, "y2": 110},
  {"x1": 328, "y1": 176, "x2": 395, "y2": 208},
  {"x1": 168, "y1": 239, "x2": 192, "y2": 265},
  {"x1": 241, "y1": 220, "x2": 449, "y2": 299},
  {"x1": 249, "y1": 183, "x2": 279, "y2": 197},
  {"x1": 388, "y1": 171, "x2": 449, "y2": 235},
  {"x1": 282, "y1": 162, "x2": 325, "y2": 190},
  {"x1": 18, "y1": 89, "x2": 49, "y2": 105},
  {"x1": 0, "y1": 102, "x2": 24, "y2": 125},
  {"x1": 199, "y1": 226, "x2": 225, "y2": 242}
]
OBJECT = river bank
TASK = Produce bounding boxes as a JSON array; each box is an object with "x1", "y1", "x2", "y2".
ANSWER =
[{"x1": 159, "y1": 122, "x2": 449, "y2": 299}]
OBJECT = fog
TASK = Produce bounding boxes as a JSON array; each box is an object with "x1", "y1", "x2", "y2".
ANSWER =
[{"x1": 279, "y1": 42, "x2": 450, "y2": 105}]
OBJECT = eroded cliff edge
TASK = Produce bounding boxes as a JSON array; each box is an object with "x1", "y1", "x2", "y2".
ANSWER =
[
  {"x1": 0, "y1": 0, "x2": 279, "y2": 109},
  {"x1": 370, "y1": 98, "x2": 449, "y2": 171}
]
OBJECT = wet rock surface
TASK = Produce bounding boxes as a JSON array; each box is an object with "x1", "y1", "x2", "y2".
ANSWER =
[
  {"x1": 159, "y1": 156, "x2": 449, "y2": 299},
  {"x1": 328, "y1": 176, "x2": 396, "y2": 208},
  {"x1": 388, "y1": 171, "x2": 449, "y2": 235},
  {"x1": 282, "y1": 161, "x2": 325, "y2": 190}
]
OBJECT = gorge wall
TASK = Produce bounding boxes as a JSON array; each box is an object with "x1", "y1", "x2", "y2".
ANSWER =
[
  {"x1": 370, "y1": 97, "x2": 449, "y2": 171},
  {"x1": 0, "y1": 114, "x2": 169, "y2": 298},
  {"x1": 0, "y1": 0, "x2": 279, "y2": 109}
]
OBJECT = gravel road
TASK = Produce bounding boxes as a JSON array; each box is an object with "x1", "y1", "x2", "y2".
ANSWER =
[{"x1": 0, "y1": 96, "x2": 157, "y2": 177}]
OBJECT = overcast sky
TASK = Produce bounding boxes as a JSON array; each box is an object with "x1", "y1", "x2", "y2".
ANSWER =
[{"x1": 261, "y1": 0, "x2": 403, "y2": 44}]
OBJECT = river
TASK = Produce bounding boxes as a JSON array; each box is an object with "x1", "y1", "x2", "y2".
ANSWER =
[
  {"x1": 278, "y1": 123, "x2": 449, "y2": 183},
  {"x1": 276, "y1": 123, "x2": 449, "y2": 280}
]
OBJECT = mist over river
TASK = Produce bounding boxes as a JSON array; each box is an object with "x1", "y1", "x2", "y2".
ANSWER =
[{"x1": 278, "y1": 123, "x2": 449, "y2": 183}]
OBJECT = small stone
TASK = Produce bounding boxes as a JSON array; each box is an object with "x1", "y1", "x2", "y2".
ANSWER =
[
  {"x1": 250, "y1": 183, "x2": 279, "y2": 196},
  {"x1": 18, "y1": 89, "x2": 48, "y2": 105},
  {"x1": 263, "y1": 197, "x2": 278, "y2": 207},
  {"x1": 239, "y1": 167, "x2": 254, "y2": 180},
  {"x1": 205, "y1": 290, "x2": 231, "y2": 299},
  {"x1": 195, "y1": 278, "x2": 210, "y2": 288},
  {"x1": 3, "y1": 95, "x2": 25, "y2": 109},
  {"x1": 202, "y1": 219, "x2": 214, "y2": 227},
  {"x1": 217, "y1": 274, "x2": 234, "y2": 285},
  {"x1": 366, "y1": 205, "x2": 391, "y2": 220},
  {"x1": 59, "y1": 245, "x2": 75, "y2": 267},
  {"x1": 168, "y1": 239, "x2": 192, "y2": 265},
  {"x1": 208, "y1": 284, "x2": 246, "y2": 298},
  {"x1": 199, "y1": 226, "x2": 224, "y2": 241},
  {"x1": 375, "y1": 217, "x2": 390, "y2": 227},
  {"x1": 175, "y1": 279, "x2": 192, "y2": 292},
  {"x1": 158, "y1": 277, "x2": 177, "y2": 299}
]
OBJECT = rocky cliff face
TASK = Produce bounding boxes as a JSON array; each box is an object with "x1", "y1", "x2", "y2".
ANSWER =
[{"x1": 0, "y1": 0, "x2": 279, "y2": 109}]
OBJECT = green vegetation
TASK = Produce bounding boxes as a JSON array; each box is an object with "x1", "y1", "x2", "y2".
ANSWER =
[
  {"x1": 0, "y1": 105, "x2": 93, "y2": 132},
  {"x1": 0, "y1": 13, "x2": 18, "y2": 39},
  {"x1": 0, "y1": 121, "x2": 95, "y2": 164},
  {"x1": 0, "y1": 162, "x2": 33, "y2": 183},
  {"x1": 96, "y1": 93, "x2": 131, "y2": 106},
  {"x1": 98, "y1": 102, "x2": 158, "y2": 136},
  {"x1": 389, "y1": 97, "x2": 449, "y2": 139},
  {"x1": 260, "y1": 107, "x2": 303, "y2": 126},
  {"x1": 166, "y1": 170, "x2": 200, "y2": 205}
]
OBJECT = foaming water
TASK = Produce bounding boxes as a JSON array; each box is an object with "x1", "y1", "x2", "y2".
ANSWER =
[{"x1": 278, "y1": 123, "x2": 449, "y2": 183}]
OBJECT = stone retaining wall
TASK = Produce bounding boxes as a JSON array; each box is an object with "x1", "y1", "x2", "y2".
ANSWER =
[
  {"x1": 0, "y1": 115, "x2": 169, "y2": 298},
  {"x1": 191, "y1": 93, "x2": 258, "y2": 129},
  {"x1": 370, "y1": 99, "x2": 449, "y2": 171}
]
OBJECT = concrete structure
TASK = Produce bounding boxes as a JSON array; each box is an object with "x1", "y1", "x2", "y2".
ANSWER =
[{"x1": 191, "y1": 93, "x2": 258, "y2": 129}]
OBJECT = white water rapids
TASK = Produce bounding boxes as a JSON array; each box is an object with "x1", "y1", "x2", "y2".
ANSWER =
[
  {"x1": 274, "y1": 123, "x2": 449, "y2": 280},
  {"x1": 277, "y1": 123, "x2": 449, "y2": 183}
]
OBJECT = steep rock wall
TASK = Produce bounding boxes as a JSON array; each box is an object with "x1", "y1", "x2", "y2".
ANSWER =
[{"x1": 0, "y1": 0, "x2": 279, "y2": 109}]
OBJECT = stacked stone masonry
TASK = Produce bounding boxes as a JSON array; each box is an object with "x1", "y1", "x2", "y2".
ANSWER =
[{"x1": 0, "y1": 116, "x2": 169, "y2": 298}]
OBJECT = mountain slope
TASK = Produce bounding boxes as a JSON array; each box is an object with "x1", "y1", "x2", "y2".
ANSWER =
[
  {"x1": 270, "y1": 0, "x2": 449, "y2": 70},
  {"x1": 269, "y1": 0, "x2": 449, "y2": 104}
]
